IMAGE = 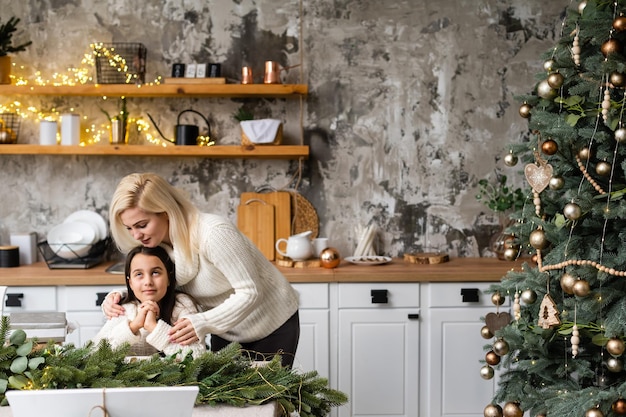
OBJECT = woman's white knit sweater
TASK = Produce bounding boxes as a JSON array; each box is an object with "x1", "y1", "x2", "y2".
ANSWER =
[
  {"x1": 92, "y1": 293, "x2": 206, "y2": 358},
  {"x1": 173, "y1": 213, "x2": 299, "y2": 343}
]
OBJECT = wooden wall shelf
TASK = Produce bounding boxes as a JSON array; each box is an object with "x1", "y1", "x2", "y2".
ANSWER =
[
  {"x1": 0, "y1": 83, "x2": 308, "y2": 98},
  {"x1": 0, "y1": 144, "x2": 309, "y2": 159}
]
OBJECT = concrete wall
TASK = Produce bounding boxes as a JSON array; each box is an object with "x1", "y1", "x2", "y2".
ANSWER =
[{"x1": 0, "y1": 0, "x2": 569, "y2": 260}]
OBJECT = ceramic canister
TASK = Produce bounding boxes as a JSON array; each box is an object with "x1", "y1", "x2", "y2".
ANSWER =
[{"x1": 61, "y1": 113, "x2": 80, "y2": 145}]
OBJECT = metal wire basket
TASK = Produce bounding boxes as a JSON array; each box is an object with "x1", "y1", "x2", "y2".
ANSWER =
[
  {"x1": 38, "y1": 238, "x2": 110, "y2": 269},
  {"x1": 0, "y1": 113, "x2": 20, "y2": 144},
  {"x1": 94, "y1": 42, "x2": 147, "y2": 84}
]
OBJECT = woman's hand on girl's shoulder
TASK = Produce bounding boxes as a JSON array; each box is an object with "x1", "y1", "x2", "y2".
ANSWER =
[{"x1": 103, "y1": 292, "x2": 126, "y2": 318}]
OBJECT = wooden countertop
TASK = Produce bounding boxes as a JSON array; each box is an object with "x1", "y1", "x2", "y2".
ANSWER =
[{"x1": 0, "y1": 257, "x2": 525, "y2": 286}]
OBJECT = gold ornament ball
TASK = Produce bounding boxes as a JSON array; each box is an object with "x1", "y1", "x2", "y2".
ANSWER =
[
  {"x1": 549, "y1": 176, "x2": 564, "y2": 190},
  {"x1": 602, "y1": 38, "x2": 623, "y2": 57},
  {"x1": 493, "y1": 339, "x2": 510, "y2": 356},
  {"x1": 563, "y1": 202, "x2": 582, "y2": 221},
  {"x1": 560, "y1": 272, "x2": 577, "y2": 295},
  {"x1": 573, "y1": 279, "x2": 591, "y2": 297},
  {"x1": 614, "y1": 16, "x2": 626, "y2": 32},
  {"x1": 485, "y1": 350, "x2": 501, "y2": 365},
  {"x1": 503, "y1": 247, "x2": 519, "y2": 262},
  {"x1": 519, "y1": 103, "x2": 532, "y2": 118},
  {"x1": 615, "y1": 127, "x2": 626, "y2": 143},
  {"x1": 612, "y1": 398, "x2": 626, "y2": 415},
  {"x1": 504, "y1": 152, "x2": 518, "y2": 167},
  {"x1": 529, "y1": 229, "x2": 548, "y2": 250},
  {"x1": 579, "y1": 147, "x2": 592, "y2": 160},
  {"x1": 491, "y1": 292, "x2": 505, "y2": 306},
  {"x1": 480, "y1": 365, "x2": 495, "y2": 380},
  {"x1": 543, "y1": 59, "x2": 555, "y2": 72},
  {"x1": 484, "y1": 403, "x2": 503, "y2": 417},
  {"x1": 537, "y1": 80, "x2": 557, "y2": 100},
  {"x1": 547, "y1": 72, "x2": 564, "y2": 89},
  {"x1": 607, "y1": 337, "x2": 626, "y2": 357},
  {"x1": 541, "y1": 139, "x2": 558, "y2": 155},
  {"x1": 319, "y1": 247, "x2": 341, "y2": 269},
  {"x1": 611, "y1": 71, "x2": 626, "y2": 88},
  {"x1": 586, "y1": 407, "x2": 605, "y2": 417},
  {"x1": 596, "y1": 161, "x2": 612, "y2": 177},
  {"x1": 607, "y1": 357, "x2": 624, "y2": 372},
  {"x1": 502, "y1": 401, "x2": 523, "y2": 417},
  {"x1": 521, "y1": 289, "x2": 537, "y2": 304},
  {"x1": 481, "y1": 325, "x2": 494, "y2": 339}
]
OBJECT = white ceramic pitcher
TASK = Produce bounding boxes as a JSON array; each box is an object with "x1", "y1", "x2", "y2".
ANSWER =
[{"x1": 275, "y1": 232, "x2": 313, "y2": 261}]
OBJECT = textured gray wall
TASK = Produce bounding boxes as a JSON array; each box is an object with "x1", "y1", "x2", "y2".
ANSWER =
[{"x1": 0, "y1": 0, "x2": 568, "y2": 260}]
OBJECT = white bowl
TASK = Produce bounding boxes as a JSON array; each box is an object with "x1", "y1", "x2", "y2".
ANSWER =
[
  {"x1": 64, "y1": 210, "x2": 108, "y2": 242},
  {"x1": 47, "y1": 221, "x2": 97, "y2": 259}
]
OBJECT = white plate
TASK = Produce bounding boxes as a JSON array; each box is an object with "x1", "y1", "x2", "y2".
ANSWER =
[
  {"x1": 64, "y1": 210, "x2": 108, "y2": 241},
  {"x1": 345, "y1": 255, "x2": 392, "y2": 265},
  {"x1": 47, "y1": 221, "x2": 97, "y2": 259}
]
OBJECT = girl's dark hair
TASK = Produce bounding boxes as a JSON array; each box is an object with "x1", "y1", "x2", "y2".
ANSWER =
[{"x1": 123, "y1": 245, "x2": 178, "y2": 324}]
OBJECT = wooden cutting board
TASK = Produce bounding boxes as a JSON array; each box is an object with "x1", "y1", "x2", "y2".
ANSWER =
[
  {"x1": 237, "y1": 199, "x2": 275, "y2": 260},
  {"x1": 240, "y1": 191, "x2": 291, "y2": 259}
]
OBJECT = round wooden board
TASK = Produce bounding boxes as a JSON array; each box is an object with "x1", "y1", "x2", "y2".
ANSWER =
[{"x1": 403, "y1": 252, "x2": 450, "y2": 264}]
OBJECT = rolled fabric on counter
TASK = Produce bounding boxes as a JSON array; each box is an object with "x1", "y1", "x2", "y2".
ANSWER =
[{"x1": 0, "y1": 245, "x2": 19, "y2": 268}]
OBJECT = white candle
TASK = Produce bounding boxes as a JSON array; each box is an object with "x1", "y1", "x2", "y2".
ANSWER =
[
  {"x1": 39, "y1": 120, "x2": 58, "y2": 145},
  {"x1": 60, "y1": 114, "x2": 80, "y2": 145}
]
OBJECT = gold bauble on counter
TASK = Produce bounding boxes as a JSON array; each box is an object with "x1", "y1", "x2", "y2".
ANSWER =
[{"x1": 320, "y1": 247, "x2": 341, "y2": 269}]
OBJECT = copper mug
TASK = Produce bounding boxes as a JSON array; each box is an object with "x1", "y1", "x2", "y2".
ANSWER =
[
  {"x1": 263, "y1": 61, "x2": 281, "y2": 84},
  {"x1": 241, "y1": 66, "x2": 253, "y2": 84}
]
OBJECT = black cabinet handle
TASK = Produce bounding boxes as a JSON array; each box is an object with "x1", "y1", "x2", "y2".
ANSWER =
[
  {"x1": 371, "y1": 289, "x2": 388, "y2": 304},
  {"x1": 5, "y1": 293, "x2": 23, "y2": 307},
  {"x1": 96, "y1": 292, "x2": 109, "y2": 307},
  {"x1": 460, "y1": 288, "x2": 480, "y2": 303},
  {"x1": 408, "y1": 313, "x2": 420, "y2": 320}
]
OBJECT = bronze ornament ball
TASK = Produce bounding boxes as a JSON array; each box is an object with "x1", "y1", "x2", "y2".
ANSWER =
[
  {"x1": 560, "y1": 272, "x2": 577, "y2": 295},
  {"x1": 585, "y1": 406, "x2": 605, "y2": 417},
  {"x1": 547, "y1": 72, "x2": 564, "y2": 89},
  {"x1": 493, "y1": 339, "x2": 510, "y2": 356},
  {"x1": 481, "y1": 325, "x2": 494, "y2": 339},
  {"x1": 543, "y1": 59, "x2": 555, "y2": 72},
  {"x1": 573, "y1": 279, "x2": 591, "y2": 297},
  {"x1": 319, "y1": 247, "x2": 341, "y2": 269},
  {"x1": 502, "y1": 401, "x2": 523, "y2": 417},
  {"x1": 484, "y1": 403, "x2": 503, "y2": 417},
  {"x1": 503, "y1": 247, "x2": 519, "y2": 261},
  {"x1": 519, "y1": 103, "x2": 532, "y2": 118},
  {"x1": 611, "y1": 71, "x2": 626, "y2": 88},
  {"x1": 485, "y1": 350, "x2": 501, "y2": 365},
  {"x1": 601, "y1": 38, "x2": 623, "y2": 57},
  {"x1": 579, "y1": 147, "x2": 592, "y2": 160},
  {"x1": 607, "y1": 337, "x2": 626, "y2": 357},
  {"x1": 596, "y1": 161, "x2": 612, "y2": 177},
  {"x1": 541, "y1": 139, "x2": 558, "y2": 155},
  {"x1": 491, "y1": 292, "x2": 505, "y2": 306},
  {"x1": 537, "y1": 80, "x2": 557, "y2": 100},
  {"x1": 615, "y1": 127, "x2": 626, "y2": 142},
  {"x1": 612, "y1": 398, "x2": 626, "y2": 415},
  {"x1": 614, "y1": 16, "x2": 626, "y2": 32},
  {"x1": 607, "y1": 357, "x2": 624, "y2": 373},
  {"x1": 549, "y1": 176, "x2": 565, "y2": 190},
  {"x1": 563, "y1": 202, "x2": 582, "y2": 221},
  {"x1": 520, "y1": 289, "x2": 537, "y2": 304},
  {"x1": 504, "y1": 152, "x2": 518, "y2": 167},
  {"x1": 529, "y1": 229, "x2": 548, "y2": 250},
  {"x1": 480, "y1": 365, "x2": 495, "y2": 380}
]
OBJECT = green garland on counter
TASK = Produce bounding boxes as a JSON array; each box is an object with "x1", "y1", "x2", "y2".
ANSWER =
[{"x1": 0, "y1": 317, "x2": 347, "y2": 417}]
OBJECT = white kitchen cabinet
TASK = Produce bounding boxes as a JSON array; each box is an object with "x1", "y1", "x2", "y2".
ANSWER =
[
  {"x1": 57, "y1": 285, "x2": 120, "y2": 346},
  {"x1": 291, "y1": 283, "x2": 330, "y2": 379},
  {"x1": 420, "y1": 282, "x2": 501, "y2": 417},
  {"x1": 3, "y1": 287, "x2": 57, "y2": 312},
  {"x1": 335, "y1": 283, "x2": 420, "y2": 417}
]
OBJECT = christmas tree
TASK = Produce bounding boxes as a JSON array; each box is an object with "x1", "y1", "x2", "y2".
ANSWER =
[{"x1": 481, "y1": 1, "x2": 626, "y2": 416}]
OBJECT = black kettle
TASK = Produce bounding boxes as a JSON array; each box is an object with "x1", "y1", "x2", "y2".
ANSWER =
[{"x1": 148, "y1": 109, "x2": 212, "y2": 146}]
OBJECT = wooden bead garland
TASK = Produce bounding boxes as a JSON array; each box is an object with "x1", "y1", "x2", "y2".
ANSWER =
[{"x1": 576, "y1": 155, "x2": 607, "y2": 194}]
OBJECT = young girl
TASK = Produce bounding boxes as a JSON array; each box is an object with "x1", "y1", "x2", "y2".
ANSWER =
[{"x1": 92, "y1": 245, "x2": 206, "y2": 359}]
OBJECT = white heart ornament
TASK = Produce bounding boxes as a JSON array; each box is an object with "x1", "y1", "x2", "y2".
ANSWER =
[{"x1": 524, "y1": 163, "x2": 553, "y2": 193}]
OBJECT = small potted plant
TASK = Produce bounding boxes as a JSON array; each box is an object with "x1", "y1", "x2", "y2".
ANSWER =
[{"x1": 0, "y1": 17, "x2": 32, "y2": 84}]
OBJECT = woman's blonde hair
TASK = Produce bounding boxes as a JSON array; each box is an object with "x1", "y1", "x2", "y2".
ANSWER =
[{"x1": 109, "y1": 173, "x2": 199, "y2": 264}]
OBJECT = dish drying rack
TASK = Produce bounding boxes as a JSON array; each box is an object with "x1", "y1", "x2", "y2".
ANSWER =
[{"x1": 38, "y1": 238, "x2": 110, "y2": 269}]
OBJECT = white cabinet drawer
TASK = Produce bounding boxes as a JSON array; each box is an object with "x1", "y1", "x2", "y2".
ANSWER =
[
  {"x1": 338, "y1": 283, "x2": 419, "y2": 308},
  {"x1": 58, "y1": 286, "x2": 123, "y2": 312},
  {"x1": 3, "y1": 287, "x2": 57, "y2": 311},
  {"x1": 425, "y1": 282, "x2": 502, "y2": 308},
  {"x1": 291, "y1": 283, "x2": 329, "y2": 309}
]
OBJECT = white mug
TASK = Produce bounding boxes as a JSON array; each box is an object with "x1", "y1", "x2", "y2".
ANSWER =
[{"x1": 312, "y1": 237, "x2": 329, "y2": 257}]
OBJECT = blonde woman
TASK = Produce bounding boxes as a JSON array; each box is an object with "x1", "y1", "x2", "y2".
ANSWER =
[{"x1": 103, "y1": 172, "x2": 300, "y2": 367}]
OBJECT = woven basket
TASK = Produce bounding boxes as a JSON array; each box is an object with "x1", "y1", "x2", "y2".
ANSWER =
[
  {"x1": 241, "y1": 121, "x2": 283, "y2": 146},
  {"x1": 290, "y1": 191, "x2": 319, "y2": 238}
]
